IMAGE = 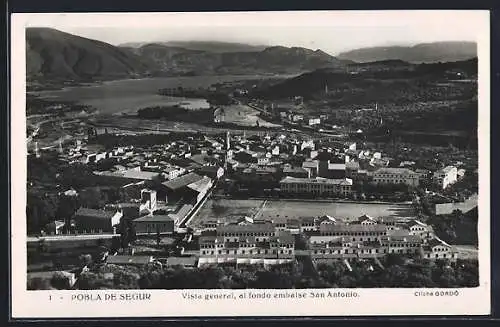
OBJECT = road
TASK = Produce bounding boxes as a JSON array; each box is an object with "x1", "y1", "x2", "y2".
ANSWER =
[{"x1": 454, "y1": 245, "x2": 478, "y2": 259}]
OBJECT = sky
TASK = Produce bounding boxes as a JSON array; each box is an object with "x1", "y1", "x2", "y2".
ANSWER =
[{"x1": 18, "y1": 11, "x2": 488, "y2": 54}]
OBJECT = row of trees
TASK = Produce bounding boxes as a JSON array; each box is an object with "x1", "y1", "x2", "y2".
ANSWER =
[{"x1": 69, "y1": 256, "x2": 479, "y2": 290}]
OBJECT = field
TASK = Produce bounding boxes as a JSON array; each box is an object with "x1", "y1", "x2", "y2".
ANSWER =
[
  {"x1": 189, "y1": 198, "x2": 415, "y2": 228},
  {"x1": 221, "y1": 103, "x2": 280, "y2": 127},
  {"x1": 29, "y1": 75, "x2": 286, "y2": 115}
]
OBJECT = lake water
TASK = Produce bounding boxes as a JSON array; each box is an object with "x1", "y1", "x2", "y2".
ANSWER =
[{"x1": 30, "y1": 75, "x2": 289, "y2": 115}]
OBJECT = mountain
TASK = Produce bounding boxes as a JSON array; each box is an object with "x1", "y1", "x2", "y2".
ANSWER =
[
  {"x1": 255, "y1": 58, "x2": 478, "y2": 101},
  {"x1": 125, "y1": 43, "x2": 349, "y2": 75},
  {"x1": 120, "y1": 40, "x2": 268, "y2": 53},
  {"x1": 337, "y1": 41, "x2": 477, "y2": 63},
  {"x1": 26, "y1": 27, "x2": 152, "y2": 80},
  {"x1": 26, "y1": 28, "x2": 348, "y2": 81}
]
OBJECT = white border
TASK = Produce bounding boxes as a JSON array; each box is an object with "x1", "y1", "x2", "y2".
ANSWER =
[{"x1": 10, "y1": 11, "x2": 491, "y2": 318}]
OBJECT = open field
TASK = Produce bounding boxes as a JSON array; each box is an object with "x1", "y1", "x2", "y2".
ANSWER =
[
  {"x1": 189, "y1": 198, "x2": 415, "y2": 227},
  {"x1": 221, "y1": 103, "x2": 281, "y2": 127}
]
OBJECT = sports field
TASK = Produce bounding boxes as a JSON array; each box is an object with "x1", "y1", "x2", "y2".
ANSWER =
[{"x1": 189, "y1": 198, "x2": 415, "y2": 227}]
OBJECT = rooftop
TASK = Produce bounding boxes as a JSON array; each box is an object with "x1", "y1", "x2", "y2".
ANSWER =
[
  {"x1": 328, "y1": 163, "x2": 346, "y2": 170},
  {"x1": 106, "y1": 255, "x2": 153, "y2": 265},
  {"x1": 165, "y1": 256, "x2": 197, "y2": 267},
  {"x1": 272, "y1": 230, "x2": 295, "y2": 244},
  {"x1": 441, "y1": 166, "x2": 457, "y2": 173},
  {"x1": 162, "y1": 172, "x2": 203, "y2": 191},
  {"x1": 280, "y1": 176, "x2": 353, "y2": 186},
  {"x1": 190, "y1": 154, "x2": 215, "y2": 166},
  {"x1": 427, "y1": 237, "x2": 452, "y2": 248},
  {"x1": 319, "y1": 224, "x2": 387, "y2": 233},
  {"x1": 218, "y1": 222, "x2": 275, "y2": 234},
  {"x1": 187, "y1": 176, "x2": 213, "y2": 194},
  {"x1": 96, "y1": 169, "x2": 160, "y2": 181},
  {"x1": 133, "y1": 214, "x2": 174, "y2": 223},
  {"x1": 382, "y1": 234, "x2": 422, "y2": 243},
  {"x1": 374, "y1": 167, "x2": 417, "y2": 175}
]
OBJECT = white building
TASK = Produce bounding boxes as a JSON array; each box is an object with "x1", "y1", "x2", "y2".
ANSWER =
[
  {"x1": 433, "y1": 166, "x2": 458, "y2": 189},
  {"x1": 301, "y1": 140, "x2": 315, "y2": 151},
  {"x1": 280, "y1": 177, "x2": 353, "y2": 197},
  {"x1": 372, "y1": 168, "x2": 420, "y2": 187},
  {"x1": 422, "y1": 237, "x2": 458, "y2": 260},
  {"x1": 163, "y1": 166, "x2": 185, "y2": 180},
  {"x1": 308, "y1": 118, "x2": 321, "y2": 126}
]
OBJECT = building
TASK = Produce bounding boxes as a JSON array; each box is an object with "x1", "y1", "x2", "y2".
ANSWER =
[
  {"x1": 45, "y1": 220, "x2": 65, "y2": 235},
  {"x1": 318, "y1": 224, "x2": 388, "y2": 242},
  {"x1": 433, "y1": 166, "x2": 458, "y2": 189},
  {"x1": 380, "y1": 231, "x2": 423, "y2": 255},
  {"x1": 291, "y1": 114, "x2": 304, "y2": 122},
  {"x1": 318, "y1": 161, "x2": 346, "y2": 179},
  {"x1": 165, "y1": 256, "x2": 197, "y2": 268},
  {"x1": 300, "y1": 216, "x2": 317, "y2": 232},
  {"x1": 300, "y1": 140, "x2": 315, "y2": 151},
  {"x1": 315, "y1": 215, "x2": 343, "y2": 226},
  {"x1": 132, "y1": 214, "x2": 175, "y2": 235},
  {"x1": 283, "y1": 166, "x2": 310, "y2": 178},
  {"x1": 405, "y1": 220, "x2": 433, "y2": 237},
  {"x1": 196, "y1": 166, "x2": 224, "y2": 180},
  {"x1": 356, "y1": 214, "x2": 377, "y2": 225},
  {"x1": 186, "y1": 176, "x2": 213, "y2": 203},
  {"x1": 106, "y1": 255, "x2": 155, "y2": 266},
  {"x1": 422, "y1": 237, "x2": 458, "y2": 260},
  {"x1": 302, "y1": 160, "x2": 319, "y2": 177},
  {"x1": 308, "y1": 118, "x2": 321, "y2": 126},
  {"x1": 199, "y1": 224, "x2": 294, "y2": 263},
  {"x1": 279, "y1": 177, "x2": 353, "y2": 197},
  {"x1": 316, "y1": 152, "x2": 347, "y2": 179},
  {"x1": 161, "y1": 172, "x2": 205, "y2": 202},
  {"x1": 105, "y1": 203, "x2": 142, "y2": 221},
  {"x1": 140, "y1": 189, "x2": 157, "y2": 212},
  {"x1": 94, "y1": 168, "x2": 162, "y2": 186},
  {"x1": 74, "y1": 208, "x2": 122, "y2": 234},
  {"x1": 309, "y1": 238, "x2": 385, "y2": 259},
  {"x1": 345, "y1": 161, "x2": 360, "y2": 179},
  {"x1": 163, "y1": 166, "x2": 185, "y2": 180},
  {"x1": 372, "y1": 168, "x2": 420, "y2": 186},
  {"x1": 217, "y1": 222, "x2": 276, "y2": 240}
]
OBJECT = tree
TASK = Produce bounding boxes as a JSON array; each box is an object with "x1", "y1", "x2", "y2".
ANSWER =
[
  {"x1": 79, "y1": 254, "x2": 93, "y2": 267},
  {"x1": 51, "y1": 272, "x2": 71, "y2": 290},
  {"x1": 56, "y1": 195, "x2": 79, "y2": 228},
  {"x1": 27, "y1": 191, "x2": 59, "y2": 234},
  {"x1": 79, "y1": 187, "x2": 106, "y2": 209},
  {"x1": 138, "y1": 269, "x2": 163, "y2": 289},
  {"x1": 27, "y1": 277, "x2": 53, "y2": 290}
]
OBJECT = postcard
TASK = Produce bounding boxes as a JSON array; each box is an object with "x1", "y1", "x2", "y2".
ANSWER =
[{"x1": 10, "y1": 10, "x2": 490, "y2": 318}]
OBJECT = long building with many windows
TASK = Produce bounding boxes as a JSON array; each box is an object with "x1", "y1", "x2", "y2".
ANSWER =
[
  {"x1": 279, "y1": 176, "x2": 353, "y2": 197},
  {"x1": 371, "y1": 168, "x2": 420, "y2": 186},
  {"x1": 199, "y1": 223, "x2": 295, "y2": 265}
]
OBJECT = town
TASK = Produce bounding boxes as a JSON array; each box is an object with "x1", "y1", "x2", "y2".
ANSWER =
[
  {"x1": 27, "y1": 109, "x2": 479, "y2": 289},
  {"x1": 24, "y1": 23, "x2": 479, "y2": 290}
]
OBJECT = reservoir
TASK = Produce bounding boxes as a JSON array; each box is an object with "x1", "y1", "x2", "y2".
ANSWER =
[{"x1": 29, "y1": 75, "x2": 289, "y2": 115}]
